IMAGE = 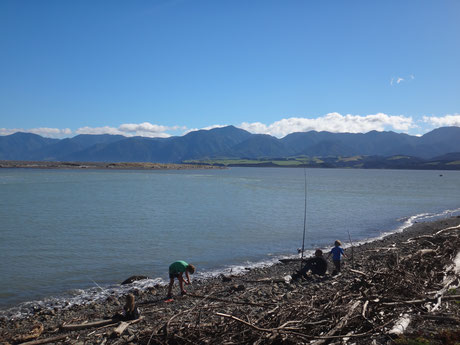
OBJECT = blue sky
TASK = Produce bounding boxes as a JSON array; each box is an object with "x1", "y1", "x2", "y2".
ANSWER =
[{"x1": 1, "y1": 0, "x2": 459, "y2": 138}]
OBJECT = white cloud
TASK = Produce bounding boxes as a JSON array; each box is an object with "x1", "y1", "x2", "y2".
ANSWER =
[
  {"x1": 76, "y1": 122, "x2": 184, "y2": 138},
  {"x1": 75, "y1": 126, "x2": 123, "y2": 136},
  {"x1": 0, "y1": 122, "x2": 182, "y2": 138},
  {"x1": 182, "y1": 124, "x2": 227, "y2": 135},
  {"x1": 423, "y1": 114, "x2": 460, "y2": 127},
  {"x1": 239, "y1": 112, "x2": 415, "y2": 138},
  {"x1": 390, "y1": 77, "x2": 404, "y2": 86},
  {"x1": 0, "y1": 127, "x2": 72, "y2": 138},
  {"x1": 390, "y1": 74, "x2": 414, "y2": 86},
  {"x1": 4, "y1": 113, "x2": 459, "y2": 141}
]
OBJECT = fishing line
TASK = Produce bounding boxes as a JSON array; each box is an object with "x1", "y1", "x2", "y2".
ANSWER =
[
  {"x1": 89, "y1": 277, "x2": 105, "y2": 292},
  {"x1": 300, "y1": 167, "x2": 307, "y2": 269}
]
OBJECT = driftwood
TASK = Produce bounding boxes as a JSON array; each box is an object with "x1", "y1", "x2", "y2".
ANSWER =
[
  {"x1": 110, "y1": 317, "x2": 144, "y2": 337},
  {"x1": 216, "y1": 312, "x2": 370, "y2": 340},
  {"x1": 347, "y1": 230, "x2": 355, "y2": 268},
  {"x1": 3, "y1": 218, "x2": 460, "y2": 345},
  {"x1": 17, "y1": 335, "x2": 68, "y2": 345},
  {"x1": 60, "y1": 319, "x2": 118, "y2": 331},
  {"x1": 12, "y1": 324, "x2": 44, "y2": 343},
  {"x1": 389, "y1": 314, "x2": 411, "y2": 335},
  {"x1": 349, "y1": 268, "x2": 367, "y2": 276},
  {"x1": 312, "y1": 300, "x2": 361, "y2": 345},
  {"x1": 379, "y1": 295, "x2": 460, "y2": 306},
  {"x1": 422, "y1": 315, "x2": 460, "y2": 323},
  {"x1": 188, "y1": 293, "x2": 276, "y2": 307}
]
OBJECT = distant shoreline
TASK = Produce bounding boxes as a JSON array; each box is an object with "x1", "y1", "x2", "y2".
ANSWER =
[
  {"x1": 0, "y1": 160, "x2": 224, "y2": 170},
  {"x1": 2, "y1": 159, "x2": 459, "y2": 171}
]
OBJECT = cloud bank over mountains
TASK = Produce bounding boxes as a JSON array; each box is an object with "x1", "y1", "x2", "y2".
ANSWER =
[
  {"x1": 1, "y1": 113, "x2": 460, "y2": 139},
  {"x1": 239, "y1": 113, "x2": 415, "y2": 137}
]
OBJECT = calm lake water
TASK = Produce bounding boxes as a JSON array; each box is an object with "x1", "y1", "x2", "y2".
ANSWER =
[{"x1": 1, "y1": 167, "x2": 459, "y2": 314}]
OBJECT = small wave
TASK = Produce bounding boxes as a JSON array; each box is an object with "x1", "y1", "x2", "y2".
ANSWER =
[
  {"x1": 394, "y1": 208, "x2": 460, "y2": 234},
  {"x1": 0, "y1": 277, "x2": 165, "y2": 320},
  {"x1": 2, "y1": 208, "x2": 459, "y2": 320},
  {"x1": 345, "y1": 208, "x2": 460, "y2": 249},
  {"x1": 0, "y1": 251, "x2": 314, "y2": 320}
]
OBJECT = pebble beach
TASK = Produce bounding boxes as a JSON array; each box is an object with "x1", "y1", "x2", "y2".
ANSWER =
[{"x1": 1, "y1": 216, "x2": 459, "y2": 344}]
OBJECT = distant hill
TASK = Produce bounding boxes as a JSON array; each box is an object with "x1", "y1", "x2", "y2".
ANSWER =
[
  {"x1": 0, "y1": 132, "x2": 58, "y2": 160},
  {"x1": 282, "y1": 130, "x2": 419, "y2": 157},
  {"x1": 416, "y1": 127, "x2": 460, "y2": 158},
  {"x1": 66, "y1": 125, "x2": 253, "y2": 163},
  {"x1": 29, "y1": 134, "x2": 127, "y2": 161},
  {"x1": 1, "y1": 126, "x2": 460, "y2": 169}
]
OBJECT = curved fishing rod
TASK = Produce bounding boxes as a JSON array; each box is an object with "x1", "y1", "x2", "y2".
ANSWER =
[{"x1": 300, "y1": 167, "x2": 307, "y2": 269}]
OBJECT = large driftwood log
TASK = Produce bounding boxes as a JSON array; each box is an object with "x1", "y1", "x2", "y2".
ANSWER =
[
  {"x1": 380, "y1": 294, "x2": 460, "y2": 306},
  {"x1": 17, "y1": 335, "x2": 68, "y2": 345},
  {"x1": 60, "y1": 319, "x2": 118, "y2": 331}
]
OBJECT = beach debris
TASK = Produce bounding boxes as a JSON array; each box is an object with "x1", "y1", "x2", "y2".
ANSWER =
[
  {"x1": 121, "y1": 276, "x2": 150, "y2": 285},
  {"x1": 59, "y1": 319, "x2": 118, "y2": 331},
  {"x1": 15, "y1": 335, "x2": 68, "y2": 345},
  {"x1": 388, "y1": 314, "x2": 411, "y2": 335},
  {"x1": 11, "y1": 323, "x2": 44, "y2": 343},
  {"x1": 2, "y1": 216, "x2": 460, "y2": 344},
  {"x1": 220, "y1": 275, "x2": 232, "y2": 282},
  {"x1": 109, "y1": 317, "x2": 144, "y2": 338}
]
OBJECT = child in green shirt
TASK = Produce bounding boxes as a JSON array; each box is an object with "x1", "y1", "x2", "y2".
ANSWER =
[{"x1": 167, "y1": 260, "x2": 196, "y2": 298}]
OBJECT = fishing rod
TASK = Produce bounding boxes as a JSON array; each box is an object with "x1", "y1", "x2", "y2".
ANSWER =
[
  {"x1": 299, "y1": 167, "x2": 307, "y2": 269},
  {"x1": 89, "y1": 277, "x2": 105, "y2": 292}
]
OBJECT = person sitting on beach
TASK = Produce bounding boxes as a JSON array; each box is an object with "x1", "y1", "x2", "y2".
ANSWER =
[
  {"x1": 327, "y1": 240, "x2": 346, "y2": 274},
  {"x1": 123, "y1": 293, "x2": 140, "y2": 320},
  {"x1": 292, "y1": 249, "x2": 328, "y2": 280},
  {"x1": 167, "y1": 260, "x2": 196, "y2": 298}
]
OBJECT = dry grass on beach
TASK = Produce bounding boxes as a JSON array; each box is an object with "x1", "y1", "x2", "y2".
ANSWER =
[{"x1": 1, "y1": 217, "x2": 459, "y2": 345}]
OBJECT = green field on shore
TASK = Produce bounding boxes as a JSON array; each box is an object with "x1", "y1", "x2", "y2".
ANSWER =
[{"x1": 185, "y1": 155, "x2": 460, "y2": 170}]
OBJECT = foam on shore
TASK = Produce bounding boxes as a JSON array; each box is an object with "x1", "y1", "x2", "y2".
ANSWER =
[{"x1": 2, "y1": 208, "x2": 459, "y2": 320}]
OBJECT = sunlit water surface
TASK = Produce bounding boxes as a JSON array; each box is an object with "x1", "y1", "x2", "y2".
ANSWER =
[{"x1": 1, "y1": 167, "x2": 459, "y2": 315}]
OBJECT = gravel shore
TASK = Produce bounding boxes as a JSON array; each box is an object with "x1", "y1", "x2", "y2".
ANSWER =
[{"x1": 1, "y1": 216, "x2": 459, "y2": 345}]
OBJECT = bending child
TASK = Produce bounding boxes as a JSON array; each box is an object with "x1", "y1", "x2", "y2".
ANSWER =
[{"x1": 167, "y1": 260, "x2": 196, "y2": 298}]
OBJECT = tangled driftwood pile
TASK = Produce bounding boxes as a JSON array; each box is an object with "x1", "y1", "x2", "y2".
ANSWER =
[
  {"x1": 1, "y1": 217, "x2": 459, "y2": 345},
  {"x1": 134, "y1": 221, "x2": 460, "y2": 344}
]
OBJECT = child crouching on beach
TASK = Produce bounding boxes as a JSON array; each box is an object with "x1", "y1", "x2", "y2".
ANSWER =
[
  {"x1": 112, "y1": 293, "x2": 140, "y2": 321},
  {"x1": 167, "y1": 260, "x2": 196, "y2": 299},
  {"x1": 327, "y1": 240, "x2": 346, "y2": 274}
]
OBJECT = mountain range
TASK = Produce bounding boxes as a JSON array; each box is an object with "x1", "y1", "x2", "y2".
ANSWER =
[{"x1": 1, "y1": 126, "x2": 460, "y2": 164}]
